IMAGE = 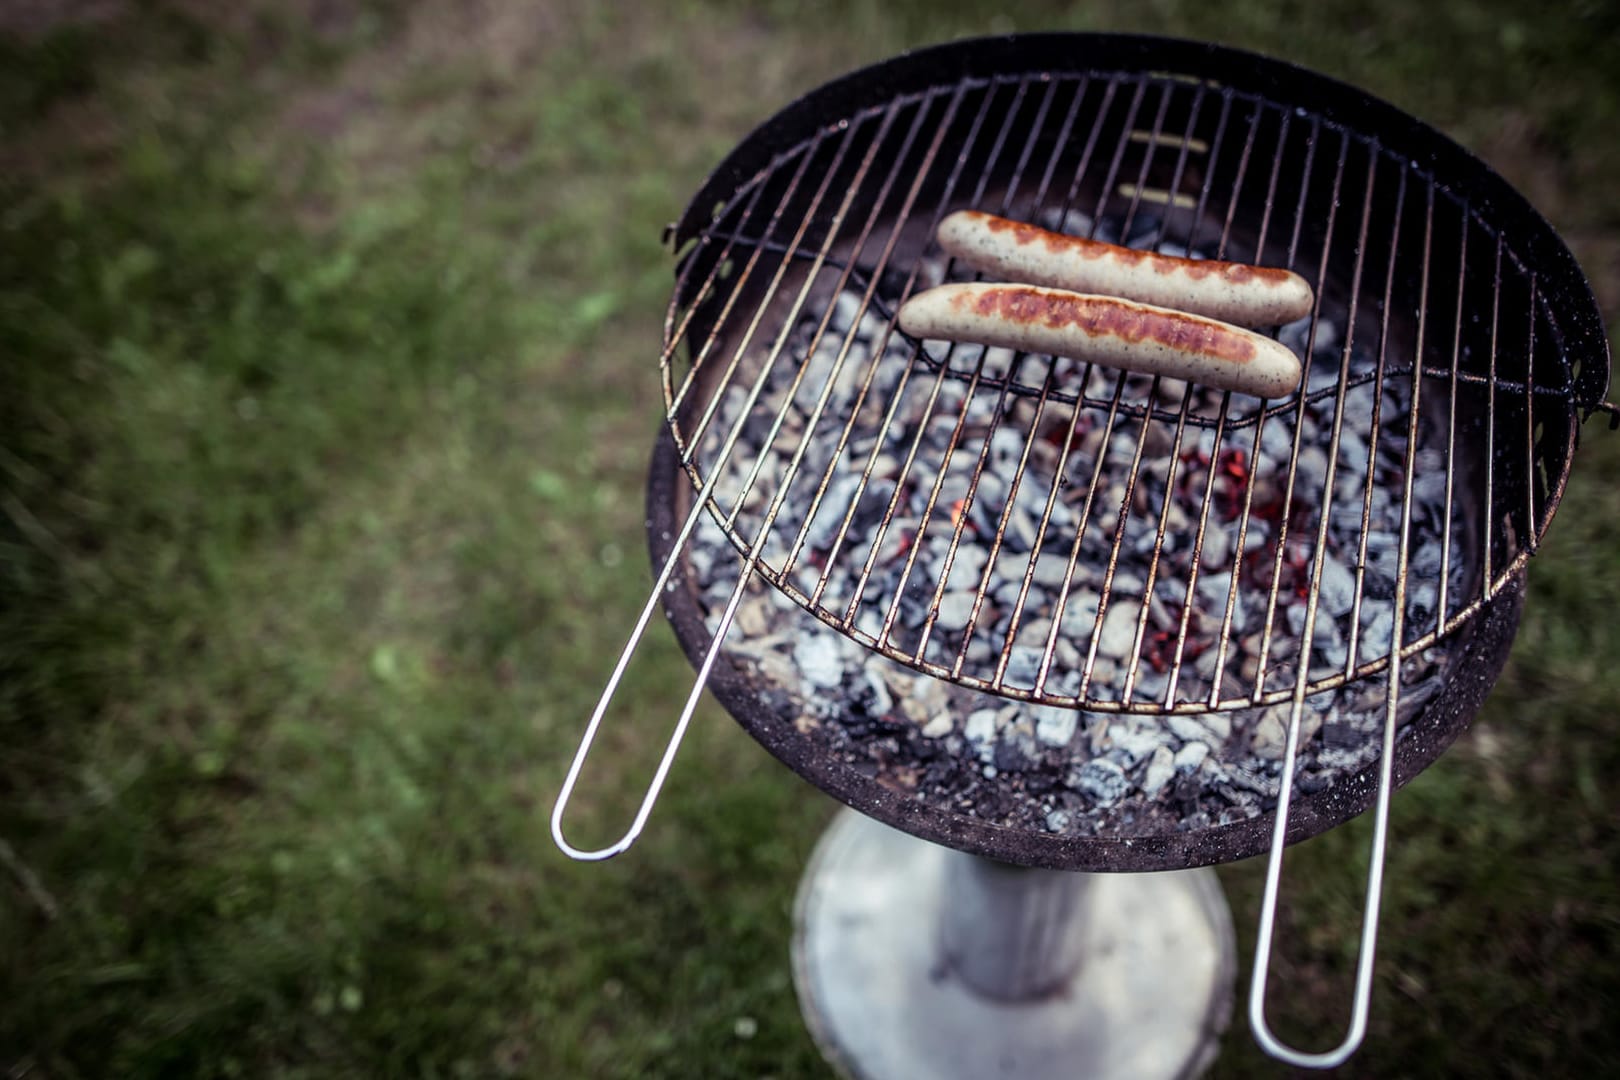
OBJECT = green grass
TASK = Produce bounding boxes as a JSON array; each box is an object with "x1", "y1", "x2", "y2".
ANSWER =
[{"x1": 2, "y1": 1, "x2": 1617, "y2": 1077}]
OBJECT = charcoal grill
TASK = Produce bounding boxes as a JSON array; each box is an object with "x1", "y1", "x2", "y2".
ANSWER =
[{"x1": 551, "y1": 34, "x2": 1612, "y2": 1073}]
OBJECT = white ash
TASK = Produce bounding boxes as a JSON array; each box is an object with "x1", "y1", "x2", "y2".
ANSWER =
[
  {"x1": 1141, "y1": 746, "x2": 1177, "y2": 797},
  {"x1": 678, "y1": 206, "x2": 1472, "y2": 838},
  {"x1": 1174, "y1": 741, "x2": 1210, "y2": 773},
  {"x1": 1033, "y1": 705, "x2": 1079, "y2": 747},
  {"x1": 794, "y1": 635, "x2": 846, "y2": 690},
  {"x1": 1070, "y1": 759, "x2": 1130, "y2": 807}
]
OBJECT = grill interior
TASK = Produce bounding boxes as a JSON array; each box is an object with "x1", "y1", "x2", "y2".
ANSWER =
[{"x1": 660, "y1": 64, "x2": 1580, "y2": 717}]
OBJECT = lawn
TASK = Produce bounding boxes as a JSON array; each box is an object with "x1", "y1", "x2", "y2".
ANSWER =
[{"x1": 1, "y1": 1, "x2": 1617, "y2": 1077}]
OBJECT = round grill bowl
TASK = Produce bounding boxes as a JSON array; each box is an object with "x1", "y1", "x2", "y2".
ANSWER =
[
  {"x1": 651, "y1": 430, "x2": 1524, "y2": 871},
  {"x1": 644, "y1": 34, "x2": 1607, "y2": 872}
]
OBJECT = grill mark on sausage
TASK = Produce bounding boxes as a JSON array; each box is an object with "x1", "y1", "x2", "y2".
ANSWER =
[
  {"x1": 952, "y1": 285, "x2": 1258, "y2": 364},
  {"x1": 966, "y1": 210, "x2": 1296, "y2": 287}
]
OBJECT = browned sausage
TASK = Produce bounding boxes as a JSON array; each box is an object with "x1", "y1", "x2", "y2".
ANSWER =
[
  {"x1": 937, "y1": 210, "x2": 1315, "y2": 328},
  {"x1": 898, "y1": 282, "x2": 1303, "y2": 398}
]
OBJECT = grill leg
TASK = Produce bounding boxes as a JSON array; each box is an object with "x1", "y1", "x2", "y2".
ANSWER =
[
  {"x1": 792, "y1": 809, "x2": 1236, "y2": 1080},
  {"x1": 938, "y1": 848, "x2": 1092, "y2": 1000}
]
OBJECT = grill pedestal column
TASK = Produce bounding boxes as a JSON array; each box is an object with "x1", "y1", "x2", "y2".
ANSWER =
[
  {"x1": 793, "y1": 809, "x2": 1237, "y2": 1080},
  {"x1": 938, "y1": 849, "x2": 1092, "y2": 1000}
]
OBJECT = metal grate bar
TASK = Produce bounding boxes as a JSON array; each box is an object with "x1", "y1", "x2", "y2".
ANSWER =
[
  {"x1": 1075, "y1": 376, "x2": 1162, "y2": 699},
  {"x1": 663, "y1": 176, "x2": 776, "y2": 419},
  {"x1": 776, "y1": 83, "x2": 978, "y2": 583},
  {"x1": 1044, "y1": 375, "x2": 1132, "y2": 700},
  {"x1": 799, "y1": 84, "x2": 1009, "y2": 610},
  {"x1": 854, "y1": 79, "x2": 1061, "y2": 649},
  {"x1": 1343, "y1": 175, "x2": 1431, "y2": 676},
  {"x1": 1160, "y1": 95, "x2": 1263, "y2": 706},
  {"x1": 1483, "y1": 234, "x2": 1503, "y2": 600},
  {"x1": 1087, "y1": 79, "x2": 1151, "y2": 231},
  {"x1": 1179, "y1": 89, "x2": 1233, "y2": 253},
  {"x1": 831, "y1": 78, "x2": 1039, "y2": 625},
  {"x1": 982, "y1": 84, "x2": 1144, "y2": 698},
  {"x1": 1048, "y1": 82, "x2": 1162, "y2": 698},
  {"x1": 905, "y1": 81, "x2": 1125, "y2": 668},
  {"x1": 802, "y1": 83, "x2": 1015, "y2": 610},
  {"x1": 1436, "y1": 197, "x2": 1469, "y2": 627},
  {"x1": 720, "y1": 92, "x2": 956, "y2": 626},
  {"x1": 676, "y1": 121, "x2": 876, "y2": 470},
  {"x1": 1263, "y1": 132, "x2": 1380, "y2": 702},
  {"x1": 1099, "y1": 87, "x2": 1233, "y2": 706},
  {"x1": 1244, "y1": 124, "x2": 1347, "y2": 702},
  {"x1": 1122, "y1": 388, "x2": 1196, "y2": 703},
  {"x1": 978, "y1": 80, "x2": 1132, "y2": 688},
  {"x1": 1017, "y1": 76, "x2": 1069, "y2": 210},
  {"x1": 1120, "y1": 86, "x2": 1216, "y2": 705},
  {"x1": 967, "y1": 359, "x2": 1065, "y2": 680},
  {"x1": 716, "y1": 104, "x2": 914, "y2": 527},
  {"x1": 777, "y1": 83, "x2": 983, "y2": 620},
  {"x1": 1029, "y1": 78, "x2": 1089, "y2": 212},
  {"x1": 1201, "y1": 103, "x2": 1296, "y2": 708},
  {"x1": 1206, "y1": 113, "x2": 1329, "y2": 707},
  {"x1": 997, "y1": 84, "x2": 1210, "y2": 693},
  {"x1": 1161, "y1": 82, "x2": 1210, "y2": 225},
  {"x1": 1084, "y1": 86, "x2": 1205, "y2": 704},
  {"x1": 1056, "y1": 77, "x2": 1125, "y2": 218},
  {"x1": 668, "y1": 133, "x2": 834, "y2": 449},
  {"x1": 715, "y1": 91, "x2": 955, "y2": 533},
  {"x1": 1250, "y1": 105, "x2": 1291, "y2": 262},
  {"x1": 1526, "y1": 275, "x2": 1540, "y2": 555},
  {"x1": 1024, "y1": 368, "x2": 1102, "y2": 694},
  {"x1": 1152, "y1": 89, "x2": 1253, "y2": 704},
  {"x1": 1018, "y1": 83, "x2": 1208, "y2": 695},
  {"x1": 1113, "y1": 81, "x2": 1176, "y2": 241}
]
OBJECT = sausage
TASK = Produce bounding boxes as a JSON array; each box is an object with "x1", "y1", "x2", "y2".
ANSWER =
[
  {"x1": 936, "y1": 209, "x2": 1315, "y2": 328},
  {"x1": 897, "y1": 282, "x2": 1303, "y2": 399}
]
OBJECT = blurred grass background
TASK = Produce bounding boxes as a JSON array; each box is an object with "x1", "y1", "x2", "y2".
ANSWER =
[{"x1": 1, "y1": 1, "x2": 1616, "y2": 1076}]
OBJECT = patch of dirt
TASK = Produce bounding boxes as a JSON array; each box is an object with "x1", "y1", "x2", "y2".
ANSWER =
[
  {"x1": 0, "y1": 0, "x2": 570, "y2": 196},
  {"x1": 0, "y1": 0, "x2": 368, "y2": 185},
  {"x1": 0, "y1": 0, "x2": 127, "y2": 40},
  {"x1": 274, "y1": 2, "x2": 567, "y2": 142},
  {"x1": 256, "y1": 1, "x2": 860, "y2": 226},
  {"x1": 0, "y1": 88, "x2": 123, "y2": 181},
  {"x1": 166, "y1": 0, "x2": 363, "y2": 39},
  {"x1": 0, "y1": 0, "x2": 364, "y2": 40},
  {"x1": 251, "y1": 0, "x2": 578, "y2": 225}
]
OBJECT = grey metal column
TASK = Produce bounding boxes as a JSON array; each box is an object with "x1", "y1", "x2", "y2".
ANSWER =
[
  {"x1": 938, "y1": 850, "x2": 1093, "y2": 1001},
  {"x1": 793, "y1": 809, "x2": 1237, "y2": 1080}
]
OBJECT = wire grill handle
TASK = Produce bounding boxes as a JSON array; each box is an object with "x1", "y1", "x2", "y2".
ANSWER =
[
  {"x1": 550, "y1": 443, "x2": 763, "y2": 861},
  {"x1": 1246, "y1": 684, "x2": 1400, "y2": 1069}
]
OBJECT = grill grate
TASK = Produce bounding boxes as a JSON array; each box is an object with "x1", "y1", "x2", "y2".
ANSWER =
[{"x1": 658, "y1": 69, "x2": 1573, "y2": 714}]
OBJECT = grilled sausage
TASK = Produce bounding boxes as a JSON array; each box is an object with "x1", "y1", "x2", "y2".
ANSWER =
[
  {"x1": 937, "y1": 209, "x2": 1315, "y2": 328},
  {"x1": 898, "y1": 283, "x2": 1303, "y2": 398}
]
